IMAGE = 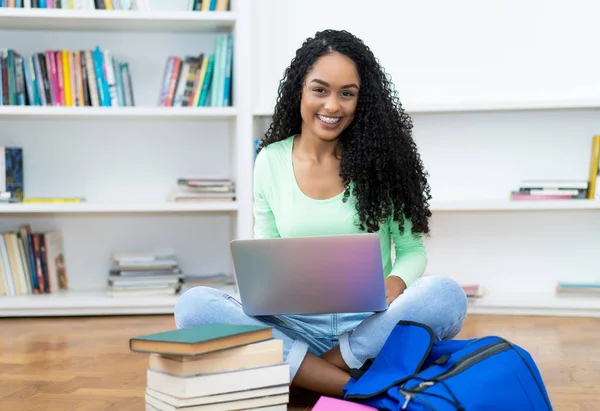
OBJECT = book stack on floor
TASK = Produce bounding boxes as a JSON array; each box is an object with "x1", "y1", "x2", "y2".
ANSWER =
[
  {"x1": 107, "y1": 249, "x2": 182, "y2": 297},
  {"x1": 130, "y1": 323, "x2": 289, "y2": 411}
]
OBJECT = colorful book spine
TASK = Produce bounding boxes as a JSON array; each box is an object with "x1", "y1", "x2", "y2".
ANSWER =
[{"x1": 0, "y1": 147, "x2": 24, "y2": 202}]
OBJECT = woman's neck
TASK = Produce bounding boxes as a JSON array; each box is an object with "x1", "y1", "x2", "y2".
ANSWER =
[{"x1": 294, "y1": 133, "x2": 340, "y2": 163}]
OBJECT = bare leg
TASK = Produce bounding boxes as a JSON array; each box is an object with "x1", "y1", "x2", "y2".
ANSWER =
[
  {"x1": 292, "y1": 353, "x2": 351, "y2": 398},
  {"x1": 321, "y1": 345, "x2": 350, "y2": 372}
]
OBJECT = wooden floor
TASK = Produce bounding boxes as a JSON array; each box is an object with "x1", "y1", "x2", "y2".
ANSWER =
[{"x1": 0, "y1": 314, "x2": 599, "y2": 411}]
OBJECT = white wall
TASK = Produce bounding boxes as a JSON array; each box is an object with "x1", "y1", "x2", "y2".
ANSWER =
[{"x1": 252, "y1": 0, "x2": 600, "y2": 111}]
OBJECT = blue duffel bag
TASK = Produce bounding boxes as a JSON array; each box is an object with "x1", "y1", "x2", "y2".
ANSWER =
[{"x1": 343, "y1": 321, "x2": 553, "y2": 410}]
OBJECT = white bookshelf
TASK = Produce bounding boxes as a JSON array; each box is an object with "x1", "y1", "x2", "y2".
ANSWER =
[
  {"x1": 430, "y1": 199, "x2": 600, "y2": 212},
  {"x1": 466, "y1": 291, "x2": 600, "y2": 318},
  {"x1": 0, "y1": 8, "x2": 236, "y2": 32},
  {"x1": 253, "y1": 98, "x2": 600, "y2": 117},
  {"x1": 0, "y1": 201, "x2": 238, "y2": 214},
  {"x1": 0, "y1": 0, "x2": 253, "y2": 317},
  {"x1": 0, "y1": 106, "x2": 237, "y2": 119},
  {"x1": 3, "y1": 0, "x2": 600, "y2": 319},
  {"x1": 0, "y1": 284, "x2": 240, "y2": 317}
]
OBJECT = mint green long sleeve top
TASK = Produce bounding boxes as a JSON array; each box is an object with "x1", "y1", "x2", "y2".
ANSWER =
[{"x1": 252, "y1": 136, "x2": 427, "y2": 287}]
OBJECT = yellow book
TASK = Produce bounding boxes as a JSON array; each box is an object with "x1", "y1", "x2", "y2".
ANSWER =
[
  {"x1": 62, "y1": 51, "x2": 71, "y2": 107},
  {"x1": 23, "y1": 198, "x2": 83, "y2": 203},
  {"x1": 105, "y1": 0, "x2": 114, "y2": 9},
  {"x1": 587, "y1": 135, "x2": 600, "y2": 199},
  {"x1": 192, "y1": 56, "x2": 209, "y2": 107}
]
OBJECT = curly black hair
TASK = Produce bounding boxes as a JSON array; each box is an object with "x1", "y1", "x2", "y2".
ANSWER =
[{"x1": 258, "y1": 29, "x2": 432, "y2": 235}]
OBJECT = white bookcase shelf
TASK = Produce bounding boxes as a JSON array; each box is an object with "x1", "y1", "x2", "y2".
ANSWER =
[
  {"x1": 0, "y1": 285, "x2": 240, "y2": 317},
  {"x1": 0, "y1": 290, "x2": 180, "y2": 316},
  {"x1": 430, "y1": 199, "x2": 600, "y2": 212},
  {"x1": 5, "y1": 286, "x2": 597, "y2": 318},
  {"x1": 0, "y1": 106, "x2": 237, "y2": 120},
  {"x1": 4, "y1": 286, "x2": 598, "y2": 318},
  {"x1": 254, "y1": 98, "x2": 600, "y2": 117},
  {"x1": 0, "y1": 0, "x2": 254, "y2": 317},
  {"x1": 2, "y1": 1, "x2": 598, "y2": 318},
  {"x1": 468, "y1": 292, "x2": 600, "y2": 318},
  {"x1": 0, "y1": 8, "x2": 236, "y2": 32},
  {"x1": 0, "y1": 201, "x2": 238, "y2": 214}
]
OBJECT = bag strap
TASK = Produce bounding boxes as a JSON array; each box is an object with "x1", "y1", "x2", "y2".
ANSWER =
[{"x1": 344, "y1": 321, "x2": 436, "y2": 400}]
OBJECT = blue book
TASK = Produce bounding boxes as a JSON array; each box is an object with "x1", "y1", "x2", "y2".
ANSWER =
[
  {"x1": 1, "y1": 147, "x2": 24, "y2": 202},
  {"x1": 222, "y1": 34, "x2": 233, "y2": 106}
]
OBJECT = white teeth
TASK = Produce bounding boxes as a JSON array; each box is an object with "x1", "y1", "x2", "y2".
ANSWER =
[{"x1": 318, "y1": 115, "x2": 341, "y2": 124}]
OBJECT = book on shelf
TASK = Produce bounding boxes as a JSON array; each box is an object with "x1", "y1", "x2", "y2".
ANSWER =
[
  {"x1": 556, "y1": 281, "x2": 600, "y2": 296},
  {"x1": 509, "y1": 179, "x2": 588, "y2": 200},
  {"x1": 2, "y1": 0, "x2": 147, "y2": 10},
  {"x1": 22, "y1": 197, "x2": 85, "y2": 203},
  {"x1": 461, "y1": 283, "x2": 483, "y2": 299},
  {"x1": 509, "y1": 134, "x2": 600, "y2": 201},
  {"x1": 193, "y1": 0, "x2": 230, "y2": 11},
  {"x1": 130, "y1": 323, "x2": 289, "y2": 410},
  {"x1": 0, "y1": 46, "x2": 134, "y2": 107},
  {"x1": 0, "y1": 224, "x2": 68, "y2": 297},
  {"x1": 587, "y1": 134, "x2": 600, "y2": 199},
  {"x1": 179, "y1": 271, "x2": 232, "y2": 293},
  {"x1": 167, "y1": 177, "x2": 235, "y2": 202},
  {"x1": 0, "y1": 146, "x2": 23, "y2": 203},
  {"x1": 107, "y1": 248, "x2": 183, "y2": 297},
  {"x1": 158, "y1": 34, "x2": 232, "y2": 108},
  {"x1": 0, "y1": 0, "x2": 230, "y2": 11}
]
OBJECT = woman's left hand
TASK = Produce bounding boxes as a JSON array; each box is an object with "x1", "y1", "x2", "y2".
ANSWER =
[{"x1": 385, "y1": 276, "x2": 407, "y2": 306}]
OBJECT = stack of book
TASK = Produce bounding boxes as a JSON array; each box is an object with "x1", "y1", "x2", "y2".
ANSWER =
[
  {"x1": 106, "y1": 249, "x2": 182, "y2": 297},
  {"x1": 129, "y1": 323, "x2": 289, "y2": 410},
  {"x1": 509, "y1": 179, "x2": 588, "y2": 200},
  {"x1": 179, "y1": 272, "x2": 233, "y2": 294},
  {"x1": 556, "y1": 282, "x2": 600, "y2": 296},
  {"x1": 167, "y1": 178, "x2": 235, "y2": 203},
  {"x1": 461, "y1": 283, "x2": 483, "y2": 300}
]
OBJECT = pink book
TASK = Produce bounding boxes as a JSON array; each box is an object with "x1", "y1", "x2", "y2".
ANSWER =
[
  {"x1": 312, "y1": 396, "x2": 377, "y2": 410},
  {"x1": 48, "y1": 50, "x2": 60, "y2": 106}
]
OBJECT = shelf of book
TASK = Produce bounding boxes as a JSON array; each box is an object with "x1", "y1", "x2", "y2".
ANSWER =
[
  {"x1": 0, "y1": 285, "x2": 239, "y2": 317},
  {"x1": 430, "y1": 199, "x2": 600, "y2": 212},
  {"x1": 3, "y1": 288, "x2": 598, "y2": 318},
  {"x1": 0, "y1": 201, "x2": 238, "y2": 214},
  {"x1": 468, "y1": 291, "x2": 600, "y2": 317},
  {"x1": 3, "y1": 199, "x2": 589, "y2": 215},
  {"x1": 253, "y1": 98, "x2": 600, "y2": 117},
  {"x1": 0, "y1": 8, "x2": 236, "y2": 33},
  {"x1": 0, "y1": 106, "x2": 237, "y2": 120}
]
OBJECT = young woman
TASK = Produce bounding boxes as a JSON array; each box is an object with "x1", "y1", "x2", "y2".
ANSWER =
[{"x1": 175, "y1": 29, "x2": 467, "y2": 398}]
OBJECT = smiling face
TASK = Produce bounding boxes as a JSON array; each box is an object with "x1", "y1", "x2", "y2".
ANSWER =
[{"x1": 299, "y1": 51, "x2": 360, "y2": 143}]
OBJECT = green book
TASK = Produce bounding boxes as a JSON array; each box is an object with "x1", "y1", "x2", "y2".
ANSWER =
[{"x1": 129, "y1": 323, "x2": 273, "y2": 356}]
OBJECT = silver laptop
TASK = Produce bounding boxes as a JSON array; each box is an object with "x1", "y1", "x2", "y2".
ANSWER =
[{"x1": 230, "y1": 233, "x2": 388, "y2": 316}]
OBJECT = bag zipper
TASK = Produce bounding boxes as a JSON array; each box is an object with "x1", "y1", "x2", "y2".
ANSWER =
[{"x1": 410, "y1": 340, "x2": 511, "y2": 392}]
